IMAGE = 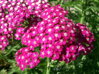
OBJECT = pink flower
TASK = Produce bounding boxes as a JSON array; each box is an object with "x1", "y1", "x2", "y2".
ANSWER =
[
  {"x1": 52, "y1": 52, "x2": 60, "y2": 60},
  {"x1": 46, "y1": 28, "x2": 55, "y2": 34},
  {"x1": 40, "y1": 49, "x2": 46, "y2": 58},
  {"x1": 45, "y1": 49, "x2": 53, "y2": 58}
]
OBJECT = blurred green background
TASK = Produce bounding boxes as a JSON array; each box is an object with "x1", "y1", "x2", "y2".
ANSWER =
[{"x1": 0, "y1": 0, "x2": 99, "y2": 74}]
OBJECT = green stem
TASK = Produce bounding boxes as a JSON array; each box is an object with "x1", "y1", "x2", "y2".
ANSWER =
[
  {"x1": 80, "y1": 15, "x2": 84, "y2": 24},
  {"x1": 46, "y1": 58, "x2": 50, "y2": 74},
  {"x1": 80, "y1": 0, "x2": 85, "y2": 24}
]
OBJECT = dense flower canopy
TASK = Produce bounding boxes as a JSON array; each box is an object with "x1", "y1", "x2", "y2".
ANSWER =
[{"x1": 0, "y1": 0, "x2": 95, "y2": 70}]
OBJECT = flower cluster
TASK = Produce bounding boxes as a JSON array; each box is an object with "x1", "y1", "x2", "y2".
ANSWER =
[
  {"x1": 15, "y1": 47, "x2": 40, "y2": 70},
  {"x1": 0, "y1": 35, "x2": 9, "y2": 50},
  {"x1": 15, "y1": 5, "x2": 95, "y2": 70},
  {"x1": 15, "y1": 27, "x2": 25, "y2": 40},
  {"x1": 0, "y1": 0, "x2": 48, "y2": 49},
  {"x1": 75, "y1": 23, "x2": 95, "y2": 55},
  {"x1": 0, "y1": 0, "x2": 95, "y2": 71}
]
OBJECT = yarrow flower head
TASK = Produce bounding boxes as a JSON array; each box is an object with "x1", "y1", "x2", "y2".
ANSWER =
[
  {"x1": 15, "y1": 47, "x2": 40, "y2": 70},
  {"x1": 0, "y1": 0, "x2": 48, "y2": 50},
  {"x1": 0, "y1": 0, "x2": 95, "y2": 71},
  {"x1": 15, "y1": 4, "x2": 95, "y2": 70}
]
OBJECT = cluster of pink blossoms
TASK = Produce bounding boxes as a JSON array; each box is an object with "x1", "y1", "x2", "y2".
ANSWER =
[
  {"x1": 0, "y1": 35, "x2": 9, "y2": 50},
  {"x1": 0, "y1": 0, "x2": 95, "y2": 71},
  {"x1": 15, "y1": 47, "x2": 40, "y2": 70},
  {"x1": 0, "y1": 0, "x2": 48, "y2": 50}
]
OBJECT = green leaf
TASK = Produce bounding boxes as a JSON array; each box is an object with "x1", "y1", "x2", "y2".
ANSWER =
[{"x1": 0, "y1": 69, "x2": 7, "y2": 74}]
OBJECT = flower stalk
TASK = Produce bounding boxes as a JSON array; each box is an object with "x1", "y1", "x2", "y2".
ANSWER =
[{"x1": 46, "y1": 58, "x2": 50, "y2": 74}]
